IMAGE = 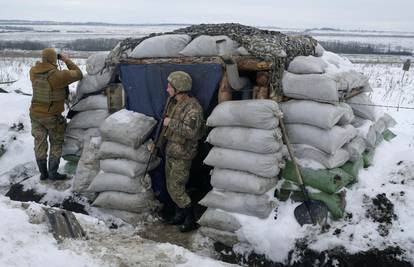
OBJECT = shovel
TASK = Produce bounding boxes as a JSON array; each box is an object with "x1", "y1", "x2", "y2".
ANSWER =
[{"x1": 279, "y1": 118, "x2": 328, "y2": 226}]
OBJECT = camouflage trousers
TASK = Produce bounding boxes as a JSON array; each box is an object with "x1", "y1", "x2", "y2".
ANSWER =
[
  {"x1": 30, "y1": 114, "x2": 66, "y2": 160},
  {"x1": 165, "y1": 156, "x2": 192, "y2": 208}
]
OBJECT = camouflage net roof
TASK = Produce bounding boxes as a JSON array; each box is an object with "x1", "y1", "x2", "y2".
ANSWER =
[{"x1": 106, "y1": 23, "x2": 318, "y2": 98}]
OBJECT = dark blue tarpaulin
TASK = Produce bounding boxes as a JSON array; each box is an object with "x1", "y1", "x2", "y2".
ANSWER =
[{"x1": 118, "y1": 63, "x2": 222, "y2": 203}]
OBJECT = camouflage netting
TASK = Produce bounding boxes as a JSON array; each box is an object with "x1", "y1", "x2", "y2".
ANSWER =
[{"x1": 105, "y1": 23, "x2": 318, "y2": 97}]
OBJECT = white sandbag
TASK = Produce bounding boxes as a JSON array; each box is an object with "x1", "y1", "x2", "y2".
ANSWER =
[
  {"x1": 100, "y1": 158, "x2": 159, "y2": 178},
  {"x1": 86, "y1": 51, "x2": 109, "y2": 75},
  {"x1": 72, "y1": 137, "x2": 101, "y2": 193},
  {"x1": 354, "y1": 119, "x2": 377, "y2": 148},
  {"x1": 62, "y1": 137, "x2": 81, "y2": 156},
  {"x1": 65, "y1": 128, "x2": 100, "y2": 143},
  {"x1": 100, "y1": 109, "x2": 156, "y2": 148},
  {"x1": 204, "y1": 147, "x2": 284, "y2": 178},
  {"x1": 130, "y1": 34, "x2": 191, "y2": 58},
  {"x1": 282, "y1": 71, "x2": 340, "y2": 103},
  {"x1": 380, "y1": 113, "x2": 397, "y2": 129},
  {"x1": 280, "y1": 100, "x2": 346, "y2": 129},
  {"x1": 76, "y1": 69, "x2": 113, "y2": 98},
  {"x1": 98, "y1": 140, "x2": 153, "y2": 163},
  {"x1": 92, "y1": 191, "x2": 158, "y2": 213},
  {"x1": 199, "y1": 227, "x2": 241, "y2": 247},
  {"x1": 287, "y1": 55, "x2": 328, "y2": 74},
  {"x1": 179, "y1": 35, "x2": 237, "y2": 57},
  {"x1": 373, "y1": 118, "x2": 386, "y2": 134},
  {"x1": 286, "y1": 124, "x2": 357, "y2": 154},
  {"x1": 94, "y1": 207, "x2": 148, "y2": 225},
  {"x1": 211, "y1": 168, "x2": 277, "y2": 195},
  {"x1": 333, "y1": 70, "x2": 369, "y2": 94},
  {"x1": 343, "y1": 136, "x2": 366, "y2": 162},
  {"x1": 206, "y1": 126, "x2": 282, "y2": 154},
  {"x1": 206, "y1": 100, "x2": 282, "y2": 129},
  {"x1": 347, "y1": 93, "x2": 376, "y2": 121},
  {"x1": 199, "y1": 189, "x2": 275, "y2": 218},
  {"x1": 322, "y1": 51, "x2": 354, "y2": 71},
  {"x1": 71, "y1": 94, "x2": 107, "y2": 112},
  {"x1": 315, "y1": 43, "x2": 325, "y2": 57},
  {"x1": 293, "y1": 144, "x2": 350, "y2": 169},
  {"x1": 198, "y1": 208, "x2": 241, "y2": 233},
  {"x1": 67, "y1": 110, "x2": 109, "y2": 129},
  {"x1": 337, "y1": 102, "x2": 355, "y2": 125},
  {"x1": 88, "y1": 172, "x2": 150, "y2": 194}
]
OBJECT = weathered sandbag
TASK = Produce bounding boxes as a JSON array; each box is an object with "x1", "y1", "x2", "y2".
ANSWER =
[
  {"x1": 86, "y1": 51, "x2": 109, "y2": 75},
  {"x1": 287, "y1": 55, "x2": 328, "y2": 74},
  {"x1": 130, "y1": 34, "x2": 191, "y2": 58},
  {"x1": 199, "y1": 190, "x2": 276, "y2": 218},
  {"x1": 373, "y1": 118, "x2": 386, "y2": 134},
  {"x1": 282, "y1": 161, "x2": 356, "y2": 194},
  {"x1": 280, "y1": 100, "x2": 347, "y2": 129},
  {"x1": 76, "y1": 69, "x2": 113, "y2": 98},
  {"x1": 322, "y1": 51, "x2": 354, "y2": 70},
  {"x1": 92, "y1": 191, "x2": 159, "y2": 213},
  {"x1": 343, "y1": 136, "x2": 366, "y2": 162},
  {"x1": 94, "y1": 207, "x2": 149, "y2": 225},
  {"x1": 206, "y1": 126, "x2": 282, "y2": 154},
  {"x1": 286, "y1": 124, "x2": 357, "y2": 154},
  {"x1": 282, "y1": 71, "x2": 339, "y2": 103},
  {"x1": 382, "y1": 129, "x2": 397, "y2": 141},
  {"x1": 211, "y1": 168, "x2": 277, "y2": 195},
  {"x1": 100, "y1": 158, "x2": 159, "y2": 178},
  {"x1": 362, "y1": 149, "x2": 375, "y2": 168},
  {"x1": 340, "y1": 158, "x2": 364, "y2": 179},
  {"x1": 100, "y1": 109, "x2": 156, "y2": 148},
  {"x1": 88, "y1": 172, "x2": 150, "y2": 194},
  {"x1": 206, "y1": 100, "x2": 282, "y2": 129},
  {"x1": 199, "y1": 227, "x2": 240, "y2": 247},
  {"x1": 204, "y1": 147, "x2": 284, "y2": 178},
  {"x1": 315, "y1": 43, "x2": 325, "y2": 57},
  {"x1": 333, "y1": 70, "x2": 369, "y2": 94},
  {"x1": 337, "y1": 102, "x2": 355, "y2": 125},
  {"x1": 72, "y1": 137, "x2": 101, "y2": 193},
  {"x1": 198, "y1": 208, "x2": 241, "y2": 233},
  {"x1": 98, "y1": 140, "x2": 153, "y2": 163},
  {"x1": 62, "y1": 137, "x2": 82, "y2": 156},
  {"x1": 65, "y1": 128, "x2": 101, "y2": 143},
  {"x1": 67, "y1": 110, "x2": 109, "y2": 129},
  {"x1": 347, "y1": 93, "x2": 376, "y2": 121},
  {"x1": 380, "y1": 113, "x2": 397, "y2": 129},
  {"x1": 179, "y1": 35, "x2": 237, "y2": 56},
  {"x1": 293, "y1": 144, "x2": 350, "y2": 169},
  {"x1": 354, "y1": 119, "x2": 377, "y2": 148},
  {"x1": 71, "y1": 94, "x2": 107, "y2": 112}
]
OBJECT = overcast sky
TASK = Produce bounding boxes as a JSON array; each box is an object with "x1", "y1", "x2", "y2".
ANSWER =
[{"x1": 1, "y1": 0, "x2": 413, "y2": 31}]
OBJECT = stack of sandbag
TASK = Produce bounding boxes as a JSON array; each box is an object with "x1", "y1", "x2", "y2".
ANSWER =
[
  {"x1": 88, "y1": 109, "x2": 161, "y2": 220},
  {"x1": 199, "y1": 100, "x2": 284, "y2": 246}
]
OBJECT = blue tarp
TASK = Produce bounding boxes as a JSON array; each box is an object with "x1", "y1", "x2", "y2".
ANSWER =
[{"x1": 118, "y1": 63, "x2": 222, "y2": 203}]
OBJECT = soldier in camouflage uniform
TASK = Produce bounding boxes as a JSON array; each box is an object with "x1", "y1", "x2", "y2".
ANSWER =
[
  {"x1": 30, "y1": 48, "x2": 83, "y2": 181},
  {"x1": 162, "y1": 71, "x2": 204, "y2": 232}
]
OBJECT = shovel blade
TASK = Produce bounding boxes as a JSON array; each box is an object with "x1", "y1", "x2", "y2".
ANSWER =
[{"x1": 294, "y1": 200, "x2": 328, "y2": 226}]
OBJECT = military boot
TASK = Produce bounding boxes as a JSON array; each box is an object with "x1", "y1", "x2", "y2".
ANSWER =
[
  {"x1": 178, "y1": 205, "x2": 198, "y2": 233},
  {"x1": 48, "y1": 156, "x2": 67, "y2": 181},
  {"x1": 36, "y1": 159, "x2": 49, "y2": 181},
  {"x1": 165, "y1": 206, "x2": 186, "y2": 225}
]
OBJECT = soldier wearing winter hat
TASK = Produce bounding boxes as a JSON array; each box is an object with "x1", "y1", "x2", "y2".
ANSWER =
[{"x1": 29, "y1": 48, "x2": 83, "y2": 181}]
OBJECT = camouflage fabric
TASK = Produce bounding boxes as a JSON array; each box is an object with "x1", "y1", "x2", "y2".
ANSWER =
[
  {"x1": 163, "y1": 96, "x2": 204, "y2": 160},
  {"x1": 165, "y1": 156, "x2": 192, "y2": 208},
  {"x1": 30, "y1": 114, "x2": 66, "y2": 160},
  {"x1": 167, "y1": 71, "x2": 192, "y2": 92}
]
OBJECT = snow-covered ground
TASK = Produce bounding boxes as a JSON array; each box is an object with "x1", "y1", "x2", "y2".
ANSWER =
[{"x1": 1, "y1": 54, "x2": 414, "y2": 266}]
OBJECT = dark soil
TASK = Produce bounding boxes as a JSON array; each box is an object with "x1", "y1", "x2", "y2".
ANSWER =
[{"x1": 366, "y1": 193, "x2": 397, "y2": 236}]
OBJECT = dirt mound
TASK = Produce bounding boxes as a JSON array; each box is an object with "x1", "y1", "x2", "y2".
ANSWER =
[{"x1": 366, "y1": 193, "x2": 397, "y2": 236}]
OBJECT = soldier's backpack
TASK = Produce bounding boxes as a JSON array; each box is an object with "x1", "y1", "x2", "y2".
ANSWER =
[{"x1": 32, "y1": 69, "x2": 66, "y2": 104}]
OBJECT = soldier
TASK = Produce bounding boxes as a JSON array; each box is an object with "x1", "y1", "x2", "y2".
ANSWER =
[
  {"x1": 30, "y1": 48, "x2": 83, "y2": 181},
  {"x1": 162, "y1": 71, "x2": 204, "y2": 232}
]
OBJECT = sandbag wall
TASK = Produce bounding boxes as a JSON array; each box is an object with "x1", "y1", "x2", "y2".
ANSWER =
[{"x1": 198, "y1": 100, "x2": 285, "y2": 246}]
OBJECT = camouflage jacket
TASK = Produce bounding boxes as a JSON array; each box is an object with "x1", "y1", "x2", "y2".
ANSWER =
[{"x1": 163, "y1": 96, "x2": 204, "y2": 160}]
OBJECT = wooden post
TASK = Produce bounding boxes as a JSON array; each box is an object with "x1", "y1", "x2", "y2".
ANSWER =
[{"x1": 218, "y1": 71, "x2": 232, "y2": 103}]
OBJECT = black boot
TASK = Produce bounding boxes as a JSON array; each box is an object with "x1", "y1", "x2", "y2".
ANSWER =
[
  {"x1": 158, "y1": 201, "x2": 176, "y2": 223},
  {"x1": 48, "y1": 157, "x2": 67, "y2": 181},
  {"x1": 36, "y1": 159, "x2": 49, "y2": 181},
  {"x1": 178, "y1": 205, "x2": 198, "y2": 233},
  {"x1": 165, "y1": 206, "x2": 186, "y2": 225}
]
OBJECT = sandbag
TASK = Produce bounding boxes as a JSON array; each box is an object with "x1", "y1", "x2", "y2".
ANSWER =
[
  {"x1": 354, "y1": 119, "x2": 377, "y2": 148},
  {"x1": 362, "y1": 149, "x2": 375, "y2": 168},
  {"x1": 206, "y1": 126, "x2": 282, "y2": 154},
  {"x1": 98, "y1": 140, "x2": 153, "y2": 163},
  {"x1": 198, "y1": 208, "x2": 241, "y2": 233},
  {"x1": 199, "y1": 189, "x2": 275, "y2": 218},
  {"x1": 293, "y1": 144, "x2": 350, "y2": 169},
  {"x1": 287, "y1": 55, "x2": 328, "y2": 74},
  {"x1": 206, "y1": 100, "x2": 282, "y2": 129},
  {"x1": 199, "y1": 227, "x2": 240, "y2": 247},
  {"x1": 71, "y1": 94, "x2": 107, "y2": 112},
  {"x1": 76, "y1": 69, "x2": 113, "y2": 98},
  {"x1": 347, "y1": 93, "x2": 376, "y2": 121},
  {"x1": 65, "y1": 128, "x2": 101, "y2": 143},
  {"x1": 204, "y1": 147, "x2": 284, "y2": 178},
  {"x1": 380, "y1": 113, "x2": 397, "y2": 129},
  {"x1": 67, "y1": 110, "x2": 109, "y2": 129},
  {"x1": 100, "y1": 158, "x2": 159, "y2": 178},
  {"x1": 382, "y1": 129, "x2": 397, "y2": 141},
  {"x1": 179, "y1": 35, "x2": 237, "y2": 57},
  {"x1": 130, "y1": 34, "x2": 191, "y2": 58},
  {"x1": 340, "y1": 159, "x2": 364, "y2": 179},
  {"x1": 86, "y1": 51, "x2": 109, "y2": 75},
  {"x1": 374, "y1": 118, "x2": 386, "y2": 134},
  {"x1": 282, "y1": 161, "x2": 356, "y2": 194},
  {"x1": 88, "y1": 172, "x2": 150, "y2": 194},
  {"x1": 280, "y1": 100, "x2": 347, "y2": 129},
  {"x1": 92, "y1": 191, "x2": 158, "y2": 213},
  {"x1": 72, "y1": 137, "x2": 101, "y2": 193},
  {"x1": 286, "y1": 124, "x2": 357, "y2": 154},
  {"x1": 337, "y1": 102, "x2": 355, "y2": 125},
  {"x1": 315, "y1": 43, "x2": 325, "y2": 57},
  {"x1": 343, "y1": 136, "x2": 366, "y2": 162},
  {"x1": 100, "y1": 109, "x2": 156, "y2": 148},
  {"x1": 211, "y1": 168, "x2": 277, "y2": 195},
  {"x1": 62, "y1": 137, "x2": 81, "y2": 156},
  {"x1": 94, "y1": 207, "x2": 149, "y2": 225}
]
